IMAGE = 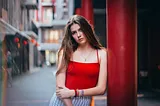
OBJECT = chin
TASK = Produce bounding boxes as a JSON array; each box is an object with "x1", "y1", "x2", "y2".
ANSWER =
[
  {"x1": 80, "y1": 42, "x2": 87, "y2": 46},
  {"x1": 77, "y1": 40, "x2": 87, "y2": 45}
]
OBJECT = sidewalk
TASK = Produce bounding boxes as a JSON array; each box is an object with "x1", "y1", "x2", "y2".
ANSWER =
[
  {"x1": 93, "y1": 94, "x2": 107, "y2": 106},
  {"x1": 93, "y1": 90, "x2": 160, "y2": 106},
  {"x1": 6, "y1": 66, "x2": 55, "y2": 106},
  {"x1": 26, "y1": 67, "x2": 40, "y2": 74}
]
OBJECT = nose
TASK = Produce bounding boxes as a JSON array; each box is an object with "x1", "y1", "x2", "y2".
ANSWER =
[{"x1": 77, "y1": 31, "x2": 81, "y2": 38}]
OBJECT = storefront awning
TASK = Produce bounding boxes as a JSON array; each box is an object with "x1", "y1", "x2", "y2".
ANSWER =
[
  {"x1": 21, "y1": 31, "x2": 38, "y2": 39},
  {"x1": 0, "y1": 19, "x2": 16, "y2": 39},
  {"x1": 0, "y1": 19, "x2": 31, "y2": 41}
]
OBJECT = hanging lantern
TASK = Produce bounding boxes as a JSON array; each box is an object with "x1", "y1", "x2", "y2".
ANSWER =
[
  {"x1": 31, "y1": 39, "x2": 36, "y2": 44},
  {"x1": 35, "y1": 42, "x2": 40, "y2": 47},
  {"x1": 23, "y1": 40, "x2": 28, "y2": 45},
  {"x1": 14, "y1": 37, "x2": 20, "y2": 43}
]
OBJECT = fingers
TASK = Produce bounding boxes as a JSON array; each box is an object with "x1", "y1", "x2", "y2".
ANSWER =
[
  {"x1": 56, "y1": 93, "x2": 61, "y2": 98},
  {"x1": 56, "y1": 93, "x2": 60, "y2": 97},
  {"x1": 56, "y1": 90, "x2": 61, "y2": 98},
  {"x1": 56, "y1": 87, "x2": 59, "y2": 91},
  {"x1": 56, "y1": 89, "x2": 63, "y2": 98},
  {"x1": 56, "y1": 93, "x2": 65, "y2": 99},
  {"x1": 56, "y1": 90, "x2": 66, "y2": 99},
  {"x1": 56, "y1": 88, "x2": 70, "y2": 99},
  {"x1": 56, "y1": 89, "x2": 61, "y2": 95}
]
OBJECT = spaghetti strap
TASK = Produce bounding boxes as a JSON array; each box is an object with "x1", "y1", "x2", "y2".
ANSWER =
[{"x1": 97, "y1": 49, "x2": 99, "y2": 63}]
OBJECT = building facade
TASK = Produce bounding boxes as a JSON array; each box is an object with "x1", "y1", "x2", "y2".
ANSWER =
[
  {"x1": 0, "y1": 0, "x2": 39, "y2": 75},
  {"x1": 34, "y1": 0, "x2": 74, "y2": 66},
  {"x1": 34, "y1": 0, "x2": 106, "y2": 66}
]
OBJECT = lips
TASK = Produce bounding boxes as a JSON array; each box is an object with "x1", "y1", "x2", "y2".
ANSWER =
[{"x1": 78, "y1": 38, "x2": 83, "y2": 41}]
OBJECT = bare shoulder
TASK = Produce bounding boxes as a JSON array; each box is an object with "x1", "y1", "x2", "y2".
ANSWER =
[
  {"x1": 98, "y1": 48, "x2": 107, "y2": 57},
  {"x1": 97, "y1": 48, "x2": 107, "y2": 63}
]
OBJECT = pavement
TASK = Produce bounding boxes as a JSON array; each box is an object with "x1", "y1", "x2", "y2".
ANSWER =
[
  {"x1": 3, "y1": 66, "x2": 160, "y2": 106},
  {"x1": 93, "y1": 91, "x2": 160, "y2": 106},
  {"x1": 6, "y1": 66, "x2": 56, "y2": 106}
]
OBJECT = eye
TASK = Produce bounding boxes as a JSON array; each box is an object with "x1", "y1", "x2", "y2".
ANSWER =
[{"x1": 71, "y1": 31, "x2": 76, "y2": 35}]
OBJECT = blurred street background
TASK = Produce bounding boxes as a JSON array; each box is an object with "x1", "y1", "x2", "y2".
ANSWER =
[{"x1": 0, "y1": 0, "x2": 160, "y2": 106}]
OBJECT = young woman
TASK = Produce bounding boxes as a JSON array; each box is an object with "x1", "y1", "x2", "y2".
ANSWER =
[{"x1": 49, "y1": 15, "x2": 107, "y2": 106}]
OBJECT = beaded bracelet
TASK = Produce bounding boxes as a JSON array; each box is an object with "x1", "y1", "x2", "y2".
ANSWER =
[
  {"x1": 74, "y1": 89, "x2": 84, "y2": 97},
  {"x1": 81, "y1": 90, "x2": 84, "y2": 96},
  {"x1": 79, "y1": 90, "x2": 84, "y2": 96}
]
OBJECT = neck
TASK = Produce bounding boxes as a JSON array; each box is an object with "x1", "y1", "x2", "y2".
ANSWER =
[{"x1": 78, "y1": 43, "x2": 93, "y2": 51}]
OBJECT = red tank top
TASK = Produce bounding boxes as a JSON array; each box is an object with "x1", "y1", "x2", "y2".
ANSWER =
[{"x1": 65, "y1": 50, "x2": 100, "y2": 89}]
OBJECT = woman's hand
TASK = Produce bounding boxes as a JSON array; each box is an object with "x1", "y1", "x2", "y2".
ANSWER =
[{"x1": 56, "y1": 86, "x2": 75, "y2": 99}]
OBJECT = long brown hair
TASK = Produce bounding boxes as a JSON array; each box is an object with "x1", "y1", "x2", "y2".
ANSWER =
[{"x1": 58, "y1": 15, "x2": 102, "y2": 67}]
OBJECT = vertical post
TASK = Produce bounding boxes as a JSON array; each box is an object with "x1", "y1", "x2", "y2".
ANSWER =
[
  {"x1": 75, "y1": 8, "x2": 81, "y2": 15},
  {"x1": 81, "y1": 0, "x2": 94, "y2": 25},
  {"x1": 107, "y1": 0, "x2": 137, "y2": 106}
]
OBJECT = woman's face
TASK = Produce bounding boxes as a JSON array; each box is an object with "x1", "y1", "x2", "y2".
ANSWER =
[{"x1": 70, "y1": 23, "x2": 88, "y2": 45}]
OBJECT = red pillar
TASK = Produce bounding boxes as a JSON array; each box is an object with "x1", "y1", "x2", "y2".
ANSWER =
[
  {"x1": 75, "y1": 8, "x2": 81, "y2": 15},
  {"x1": 107, "y1": 0, "x2": 137, "y2": 106},
  {"x1": 81, "y1": 0, "x2": 94, "y2": 25}
]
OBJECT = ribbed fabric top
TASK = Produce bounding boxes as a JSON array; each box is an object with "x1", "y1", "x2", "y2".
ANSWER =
[{"x1": 65, "y1": 50, "x2": 100, "y2": 89}]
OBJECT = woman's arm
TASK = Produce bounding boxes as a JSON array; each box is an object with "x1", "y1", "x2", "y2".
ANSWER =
[
  {"x1": 56, "y1": 50, "x2": 73, "y2": 106},
  {"x1": 56, "y1": 73, "x2": 73, "y2": 106},
  {"x1": 57, "y1": 49, "x2": 107, "y2": 98}
]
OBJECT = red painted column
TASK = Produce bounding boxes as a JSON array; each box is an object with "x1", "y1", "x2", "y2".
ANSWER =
[
  {"x1": 75, "y1": 8, "x2": 81, "y2": 15},
  {"x1": 107, "y1": 0, "x2": 137, "y2": 106},
  {"x1": 81, "y1": 0, "x2": 94, "y2": 25}
]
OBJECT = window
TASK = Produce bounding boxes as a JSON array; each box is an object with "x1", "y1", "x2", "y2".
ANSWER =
[
  {"x1": 42, "y1": 29, "x2": 62, "y2": 43},
  {"x1": 43, "y1": 7, "x2": 53, "y2": 23},
  {"x1": 50, "y1": 30, "x2": 59, "y2": 41}
]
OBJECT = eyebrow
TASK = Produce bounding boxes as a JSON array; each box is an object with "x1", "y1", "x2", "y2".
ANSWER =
[{"x1": 71, "y1": 28, "x2": 81, "y2": 32}]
